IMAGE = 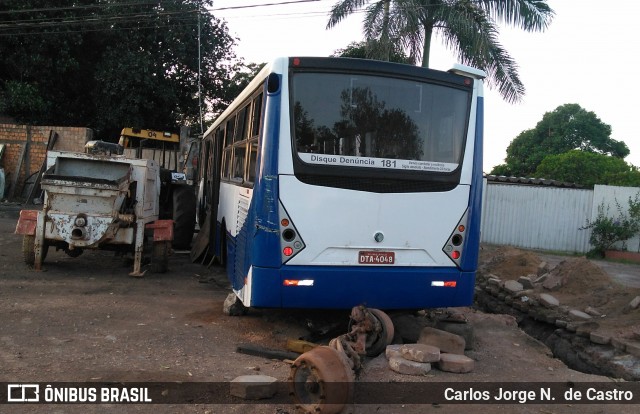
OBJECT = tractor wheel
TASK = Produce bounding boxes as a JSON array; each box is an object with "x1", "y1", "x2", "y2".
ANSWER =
[
  {"x1": 150, "y1": 241, "x2": 170, "y2": 273},
  {"x1": 289, "y1": 346, "x2": 354, "y2": 414},
  {"x1": 171, "y1": 185, "x2": 196, "y2": 250},
  {"x1": 22, "y1": 235, "x2": 48, "y2": 266}
]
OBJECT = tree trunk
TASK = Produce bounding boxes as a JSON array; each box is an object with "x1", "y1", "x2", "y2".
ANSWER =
[{"x1": 421, "y1": 23, "x2": 433, "y2": 68}]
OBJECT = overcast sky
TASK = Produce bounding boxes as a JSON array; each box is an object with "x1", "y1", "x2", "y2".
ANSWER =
[{"x1": 210, "y1": 0, "x2": 640, "y2": 173}]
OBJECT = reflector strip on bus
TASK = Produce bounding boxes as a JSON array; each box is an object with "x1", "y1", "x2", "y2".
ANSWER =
[
  {"x1": 283, "y1": 279, "x2": 314, "y2": 287},
  {"x1": 431, "y1": 281, "x2": 457, "y2": 287}
]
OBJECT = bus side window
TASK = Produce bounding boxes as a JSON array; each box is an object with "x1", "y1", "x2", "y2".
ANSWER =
[
  {"x1": 251, "y1": 93, "x2": 263, "y2": 138},
  {"x1": 226, "y1": 117, "x2": 236, "y2": 145},
  {"x1": 247, "y1": 140, "x2": 258, "y2": 185},
  {"x1": 232, "y1": 144, "x2": 246, "y2": 182},
  {"x1": 222, "y1": 148, "x2": 232, "y2": 179}
]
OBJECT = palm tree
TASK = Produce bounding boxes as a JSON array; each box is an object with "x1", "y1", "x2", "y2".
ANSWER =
[{"x1": 327, "y1": 0, "x2": 555, "y2": 103}]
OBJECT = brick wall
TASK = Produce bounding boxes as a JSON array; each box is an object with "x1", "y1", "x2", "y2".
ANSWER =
[{"x1": 0, "y1": 123, "x2": 93, "y2": 200}]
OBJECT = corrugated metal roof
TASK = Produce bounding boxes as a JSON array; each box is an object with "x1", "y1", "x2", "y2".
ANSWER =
[{"x1": 484, "y1": 174, "x2": 584, "y2": 188}]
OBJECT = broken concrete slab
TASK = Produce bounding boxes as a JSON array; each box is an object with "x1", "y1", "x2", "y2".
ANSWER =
[
  {"x1": 518, "y1": 276, "x2": 534, "y2": 290},
  {"x1": 437, "y1": 353, "x2": 475, "y2": 373},
  {"x1": 385, "y1": 344, "x2": 403, "y2": 360},
  {"x1": 537, "y1": 261, "x2": 549, "y2": 276},
  {"x1": 542, "y1": 274, "x2": 565, "y2": 291},
  {"x1": 569, "y1": 309, "x2": 592, "y2": 320},
  {"x1": 590, "y1": 331, "x2": 611, "y2": 345},
  {"x1": 534, "y1": 273, "x2": 549, "y2": 284},
  {"x1": 229, "y1": 375, "x2": 278, "y2": 400},
  {"x1": 504, "y1": 280, "x2": 524, "y2": 294},
  {"x1": 400, "y1": 344, "x2": 440, "y2": 363},
  {"x1": 417, "y1": 327, "x2": 465, "y2": 355},
  {"x1": 584, "y1": 306, "x2": 602, "y2": 317},
  {"x1": 539, "y1": 293, "x2": 559, "y2": 308},
  {"x1": 388, "y1": 355, "x2": 431, "y2": 375}
]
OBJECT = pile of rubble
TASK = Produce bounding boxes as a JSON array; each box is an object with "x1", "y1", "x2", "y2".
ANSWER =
[{"x1": 475, "y1": 245, "x2": 640, "y2": 380}]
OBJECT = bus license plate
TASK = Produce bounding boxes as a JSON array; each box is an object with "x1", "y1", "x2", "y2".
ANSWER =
[{"x1": 359, "y1": 251, "x2": 395, "y2": 265}]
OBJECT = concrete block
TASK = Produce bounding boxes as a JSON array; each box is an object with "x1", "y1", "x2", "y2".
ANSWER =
[
  {"x1": 504, "y1": 280, "x2": 523, "y2": 294},
  {"x1": 487, "y1": 277, "x2": 501, "y2": 286},
  {"x1": 584, "y1": 307, "x2": 602, "y2": 317},
  {"x1": 539, "y1": 293, "x2": 559, "y2": 308},
  {"x1": 388, "y1": 356, "x2": 431, "y2": 376},
  {"x1": 385, "y1": 344, "x2": 403, "y2": 360},
  {"x1": 417, "y1": 327, "x2": 465, "y2": 355},
  {"x1": 590, "y1": 331, "x2": 611, "y2": 345},
  {"x1": 400, "y1": 344, "x2": 440, "y2": 363},
  {"x1": 437, "y1": 353, "x2": 475, "y2": 373},
  {"x1": 628, "y1": 296, "x2": 640, "y2": 310},
  {"x1": 542, "y1": 275, "x2": 564, "y2": 291},
  {"x1": 537, "y1": 261, "x2": 549, "y2": 276},
  {"x1": 518, "y1": 276, "x2": 535, "y2": 290},
  {"x1": 534, "y1": 273, "x2": 549, "y2": 284},
  {"x1": 569, "y1": 309, "x2": 592, "y2": 320},
  {"x1": 229, "y1": 375, "x2": 278, "y2": 400}
]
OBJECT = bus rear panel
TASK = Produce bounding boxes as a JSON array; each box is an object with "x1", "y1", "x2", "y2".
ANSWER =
[{"x1": 202, "y1": 57, "x2": 485, "y2": 309}]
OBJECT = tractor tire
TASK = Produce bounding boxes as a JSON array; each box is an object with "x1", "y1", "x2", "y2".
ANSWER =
[
  {"x1": 171, "y1": 185, "x2": 196, "y2": 250},
  {"x1": 22, "y1": 235, "x2": 48, "y2": 266},
  {"x1": 150, "y1": 241, "x2": 170, "y2": 273}
]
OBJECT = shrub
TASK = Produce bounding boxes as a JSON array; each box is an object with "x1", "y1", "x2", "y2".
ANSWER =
[{"x1": 580, "y1": 194, "x2": 640, "y2": 257}]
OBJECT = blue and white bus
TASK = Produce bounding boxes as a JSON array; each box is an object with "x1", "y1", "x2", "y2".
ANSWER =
[{"x1": 197, "y1": 57, "x2": 486, "y2": 309}]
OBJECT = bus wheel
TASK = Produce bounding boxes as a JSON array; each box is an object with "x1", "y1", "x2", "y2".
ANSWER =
[
  {"x1": 363, "y1": 309, "x2": 395, "y2": 357},
  {"x1": 289, "y1": 346, "x2": 354, "y2": 414}
]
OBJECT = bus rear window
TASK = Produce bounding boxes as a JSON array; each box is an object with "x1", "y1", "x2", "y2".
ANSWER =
[{"x1": 291, "y1": 72, "x2": 471, "y2": 174}]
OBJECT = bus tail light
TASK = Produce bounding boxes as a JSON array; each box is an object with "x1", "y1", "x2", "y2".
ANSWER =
[
  {"x1": 279, "y1": 203, "x2": 305, "y2": 263},
  {"x1": 443, "y1": 209, "x2": 468, "y2": 267}
]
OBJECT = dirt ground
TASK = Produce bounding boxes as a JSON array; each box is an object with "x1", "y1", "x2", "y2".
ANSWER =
[{"x1": 1, "y1": 211, "x2": 639, "y2": 413}]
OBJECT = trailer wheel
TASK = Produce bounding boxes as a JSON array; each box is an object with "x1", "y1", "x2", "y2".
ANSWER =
[
  {"x1": 22, "y1": 235, "x2": 48, "y2": 266},
  {"x1": 64, "y1": 248, "x2": 83, "y2": 258},
  {"x1": 171, "y1": 185, "x2": 196, "y2": 250},
  {"x1": 150, "y1": 241, "x2": 170, "y2": 273},
  {"x1": 289, "y1": 346, "x2": 354, "y2": 414}
]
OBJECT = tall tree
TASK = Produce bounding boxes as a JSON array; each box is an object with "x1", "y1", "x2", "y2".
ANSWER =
[
  {"x1": 0, "y1": 0, "x2": 238, "y2": 139},
  {"x1": 491, "y1": 103, "x2": 630, "y2": 177},
  {"x1": 534, "y1": 150, "x2": 640, "y2": 188},
  {"x1": 327, "y1": 0, "x2": 554, "y2": 103}
]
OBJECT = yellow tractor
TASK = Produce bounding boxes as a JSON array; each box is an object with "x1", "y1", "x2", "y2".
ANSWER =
[{"x1": 119, "y1": 128, "x2": 196, "y2": 250}]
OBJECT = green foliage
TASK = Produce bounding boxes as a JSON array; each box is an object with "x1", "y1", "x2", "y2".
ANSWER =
[
  {"x1": 332, "y1": 41, "x2": 412, "y2": 64},
  {"x1": 327, "y1": 1, "x2": 555, "y2": 103},
  {"x1": 0, "y1": 0, "x2": 240, "y2": 139},
  {"x1": 491, "y1": 103, "x2": 630, "y2": 177},
  {"x1": 581, "y1": 194, "x2": 640, "y2": 257},
  {"x1": 534, "y1": 150, "x2": 639, "y2": 187}
]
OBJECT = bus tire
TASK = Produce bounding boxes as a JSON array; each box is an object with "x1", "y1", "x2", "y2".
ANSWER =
[{"x1": 171, "y1": 185, "x2": 196, "y2": 250}]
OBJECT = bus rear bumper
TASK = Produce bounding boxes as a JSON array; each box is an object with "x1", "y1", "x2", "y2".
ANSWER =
[{"x1": 249, "y1": 265, "x2": 476, "y2": 309}]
